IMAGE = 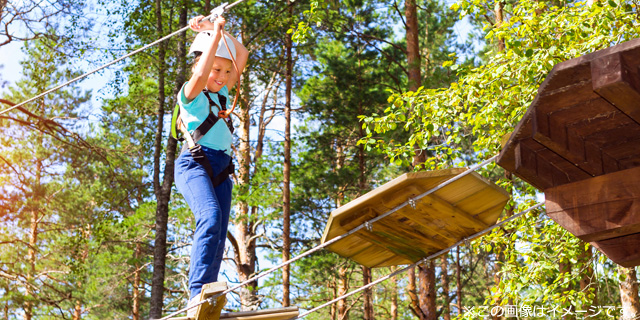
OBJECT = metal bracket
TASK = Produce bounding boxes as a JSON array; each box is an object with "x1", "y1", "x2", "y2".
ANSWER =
[
  {"x1": 364, "y1": 221, "x2": 373, "y2": 232},
  {"x1": 209, "y1": 2, "x2": 228, "y2": 22},
  {"x1": 408, "y1": 197, "x2": 416, "y2": 209}
]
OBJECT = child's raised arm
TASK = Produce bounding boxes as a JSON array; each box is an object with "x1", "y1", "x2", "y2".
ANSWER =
[{"x1": 183, "y1": 15, "x2": 225, "y2": 101}]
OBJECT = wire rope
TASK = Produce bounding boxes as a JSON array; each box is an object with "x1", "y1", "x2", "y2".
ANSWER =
[
  {"x1": 291, "y1": 201, "x2": 545, "y2": 319},
  {"x1": 155, "y1": 154, "x2": 510, "y2": 320},
  {"x1": 0, "y1": 0, "x2": 249, "y2": 116}
]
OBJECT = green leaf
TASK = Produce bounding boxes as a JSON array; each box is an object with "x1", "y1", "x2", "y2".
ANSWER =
[{"x1": 525, "y1": 48, "x2": 534, "y2": 57}]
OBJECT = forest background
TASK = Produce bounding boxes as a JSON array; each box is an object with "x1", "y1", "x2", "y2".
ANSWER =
[{"x1": 1, "y1": 0, "x2": 640, "y2": 319}]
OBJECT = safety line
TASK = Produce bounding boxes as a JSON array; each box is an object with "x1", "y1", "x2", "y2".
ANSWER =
[
  {"x1": 155, "y1": 154, "x2": 499, "y2": 320},
  {"x1": 292, "y1": 201, "x2": 545, "y2": 319},
  {"x1": 0, "y1": 0, "x2": 249, "y2": 116}
]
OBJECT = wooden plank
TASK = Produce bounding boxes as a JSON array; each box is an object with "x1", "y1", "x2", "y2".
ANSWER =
[
  {"x1": 515, "y1": 141, "x2": 553, "y2": 190},
  {"x1": 354, "y1": 229, "x2": 427, "y2": 262},
  {"x1": 473, "y1": 202, "x2": 509, "y2": 225},
  {"x1": 542, "y1": 37, "x2": 640, "y2": 93},
  {"x1": 496, "y1": 111, "x2": 533, "y2": 174},
  {"x1": 221, "y1": 307, "x2": 299, "y2": 320},
  {"x1": 425, "y1": 193, "x2": 488, "y2": 229},
  {"x1": 322, "y1": 169, "x2": 508, "y2": 267},
  {"x1": 601, "y1": 137, "x2": 640, "y2": 164},
  {"x1": 497, "y1": 39, "x2": 640, "y2": 192},
  {"x1": 545, "y1": 166, "x2": 640, "y2": 242},
  {"x1": 350, "y1": 242, "x2": 406, "y2": 268},
  {"x1": 434, "y1": 174, "x2": 490, "y2": 204},
  {"x1": 374, "y1": 216, "x2": 444, "y2": 249},
  {"x1": 396, "y1": 209, "x2": 464, "y2": 244},
  {"x1": 328, "y1": 234, "x2": 377, "y2": 260},
  {"x1": 338, "y1": 207, "x2": 378, "y2": 233},
  {"x1": 533, "y1": 98, "x2": 606, "y2": 176},
  {"x1": 548, "y1": 200, "x2": 640, "y2": 242},
  {"x1": 534, "y1": 81, "x2": 599, "y2": 140},
  {"x1": 618, "y1": 155, "x2": 640, "y2": 170},
  {"x1": 592, "y1": 232, "x2": 640, "y2": 268},
  {"x1": 322, "y1": 170, "x2": 464, "y2": 243},
  {"x1": 592, "y1": 52, "x2": 640, "y2": 124}
]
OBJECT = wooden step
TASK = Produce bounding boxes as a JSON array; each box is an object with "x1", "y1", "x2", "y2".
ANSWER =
[
  {"x1": 169, "y1": 307, "x2": 299, "y2": 320},
  {"x1": 221, "y1": 307, "x2": 299, "y2": 320}
]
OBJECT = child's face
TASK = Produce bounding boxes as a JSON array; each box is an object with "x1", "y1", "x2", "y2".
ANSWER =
[{"x1": 207, "y1": 58, "x2": 233, "y2": 92}]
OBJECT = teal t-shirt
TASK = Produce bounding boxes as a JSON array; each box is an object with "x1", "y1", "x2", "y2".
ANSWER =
[{"x1": 178, "y1": 83, "x2": 233, "y2": 156}]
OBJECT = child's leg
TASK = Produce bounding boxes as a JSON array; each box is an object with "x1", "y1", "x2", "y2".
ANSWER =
[
  {"x1": 174, "y1": 152, "x2": 226, "y2": 299},
  {"x1": 210, "y1": 178, "x2": 232, "y2": 277}
]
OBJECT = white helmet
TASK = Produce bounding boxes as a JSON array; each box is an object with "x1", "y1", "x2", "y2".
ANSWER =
[{"x1": 189, "y1": 31, "x2": 237, "y2": 60}]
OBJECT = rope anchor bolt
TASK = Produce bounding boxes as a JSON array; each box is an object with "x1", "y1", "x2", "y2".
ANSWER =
[{"x1": 408, "y1": 197, "x2": 416, "y2": 209}]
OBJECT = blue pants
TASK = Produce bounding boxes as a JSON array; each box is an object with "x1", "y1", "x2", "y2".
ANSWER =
[{"x1": 174, "y1": 146, "x2": 233, "y2": 298}]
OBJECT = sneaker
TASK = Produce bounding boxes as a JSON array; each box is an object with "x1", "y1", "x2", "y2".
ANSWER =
[{"x1": 186, "y1": 296, "x2": 199, "y2": 319}]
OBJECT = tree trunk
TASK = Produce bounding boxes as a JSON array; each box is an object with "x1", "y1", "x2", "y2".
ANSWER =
[
  {"x1": 559, "y1": 261, "x2": 575, "y2": 320},
  {"x1": 578, "y1": 244, "x2": 597, "y2": 316},
  {"x1": 234, "y1": 149, "x2": 258, "y2": 311},
  {"x1": 24, "y1": 136, "x2": 43, "y2": 320},
  {"x1": 619, "y1": 266, "x2": 640, "y2": 320},
  {"x1": 73, "y1": 300, "x2": 82, "y2": 320},
  {"x1": 405, "y1": 0, "x2": 421, "y2": 91},
  {"x1": 233, "y1": 30, "x2": 259, "y2": 308},
  {"x1": 282, "y1": 0, "x2": 293, "y2": 307},
  {"x1": 362, "y1": 266, "x2": 373, "y2": 319},
  {"x1": 149, "y1": 0, "x2": 168, "y2": 314},
  {"x1": 337, "y1": 266, "x2": 349, "y2": 320},
  {"x1": 419, "y1": 261, "x2": 437, "y2": 320},
  {"x1": 441, "y1": 255, "x2": 450, "y2": 320},
  {"x1": 150, "y1": 0, "x2": 184, "y2": 315},
  {"x1": 24, "y1": 206, "x2": 38, "y2": 320},
  {"x1": 133, "y1": 242, "x2": 142, "y2": 320},
  {"x1": 408, "y1": 267, "x2": 425, "y2": 319},
  {"x1": 492, "y1": 174, "x2": 513, "y2": 320},
  {"x1": 391, "y1": 267, "x2": 398, "y2": 320},
  {"x1": 456, "y1": 247, "x2": 462, "y2": 316},
  {"x1": 494, "y1": 0, "x2": 505, "y2": 51},
  {"x1": 357, "y1": 100, "x2": 372, "y2": 319},
  {"x1": 331, "y1": 280, "x2": 337, "y2": 320},
  {"x1": 492, "y1": 251, "x2": 503, "y2": 320},
  {"x1": 405, "y1": 0, "x2": 434, "y2": 316}
]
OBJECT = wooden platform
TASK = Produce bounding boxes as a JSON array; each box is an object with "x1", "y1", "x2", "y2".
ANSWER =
[
  {"x1": 221, "y1": 307, "x2": 299, "y2": 320},
  {"x1": 170, "y1": 307, "x2": 299, "y2": 320},
  {"x1": 496, "y1": 38, "x2": 640, "y2": 267},
  {"x1": 321, "y1": 169, "x2": 509, "y2": 268}
]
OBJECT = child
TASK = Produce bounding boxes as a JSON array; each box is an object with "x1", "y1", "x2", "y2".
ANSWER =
[{"x1": 174, "y1": 14, "x2": 249, "y2": 318}]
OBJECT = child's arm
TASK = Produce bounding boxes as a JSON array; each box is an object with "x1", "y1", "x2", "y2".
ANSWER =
[
  {"x1": 223, "y1": 30, "x2": 249, "y2": 91},
  {"x1": 183, "y1": 16, "x2": 225, "y2": 101}
]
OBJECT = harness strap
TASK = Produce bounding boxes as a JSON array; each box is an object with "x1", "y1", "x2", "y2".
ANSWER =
[
  {"x1": 203, "y1": 91, "x2": 234, "y2": 134},
  {"x1": 177, "y1": 90, "x2": 235, "y2": 187}
]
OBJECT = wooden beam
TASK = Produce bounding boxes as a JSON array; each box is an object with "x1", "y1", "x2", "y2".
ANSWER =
[
  {"x1": 592, "y1": 232, "x2": 640, "y2": 268},
  {"x1": 592, "y1": 52, "x2": 640, "y2": 125},
  {"x1": 393, "y1": 211, "x2": 454, "y2": 247},
  {"x1": 372, "y1": 219, "x2": 444, "y2": 250},
  {"x1": 354, "y1": 229, "x2": 426, "y2": 262},
  {"x1": 545, "y1": 166, "x2": 640, "y2": 242},
  {"x1": 426, "y1": 193, "x2": 488, "y2": 229}
]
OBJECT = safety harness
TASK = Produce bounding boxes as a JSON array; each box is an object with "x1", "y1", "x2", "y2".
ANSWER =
[{"x1": 171, "y1": 90, "x2": 234, "y2": 187}]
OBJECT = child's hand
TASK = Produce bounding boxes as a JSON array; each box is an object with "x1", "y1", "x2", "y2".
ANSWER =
[
  {"x1": 189, "y1": 15, "x2": 214, "y2": 31},
  {"x1": 211, "y1": 16, "x2": 226, "y2": 35}
]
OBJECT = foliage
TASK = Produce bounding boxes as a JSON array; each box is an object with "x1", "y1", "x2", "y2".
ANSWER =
[{"x1": 362, "y1": 0, "x2": 639, "y2": 318}]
